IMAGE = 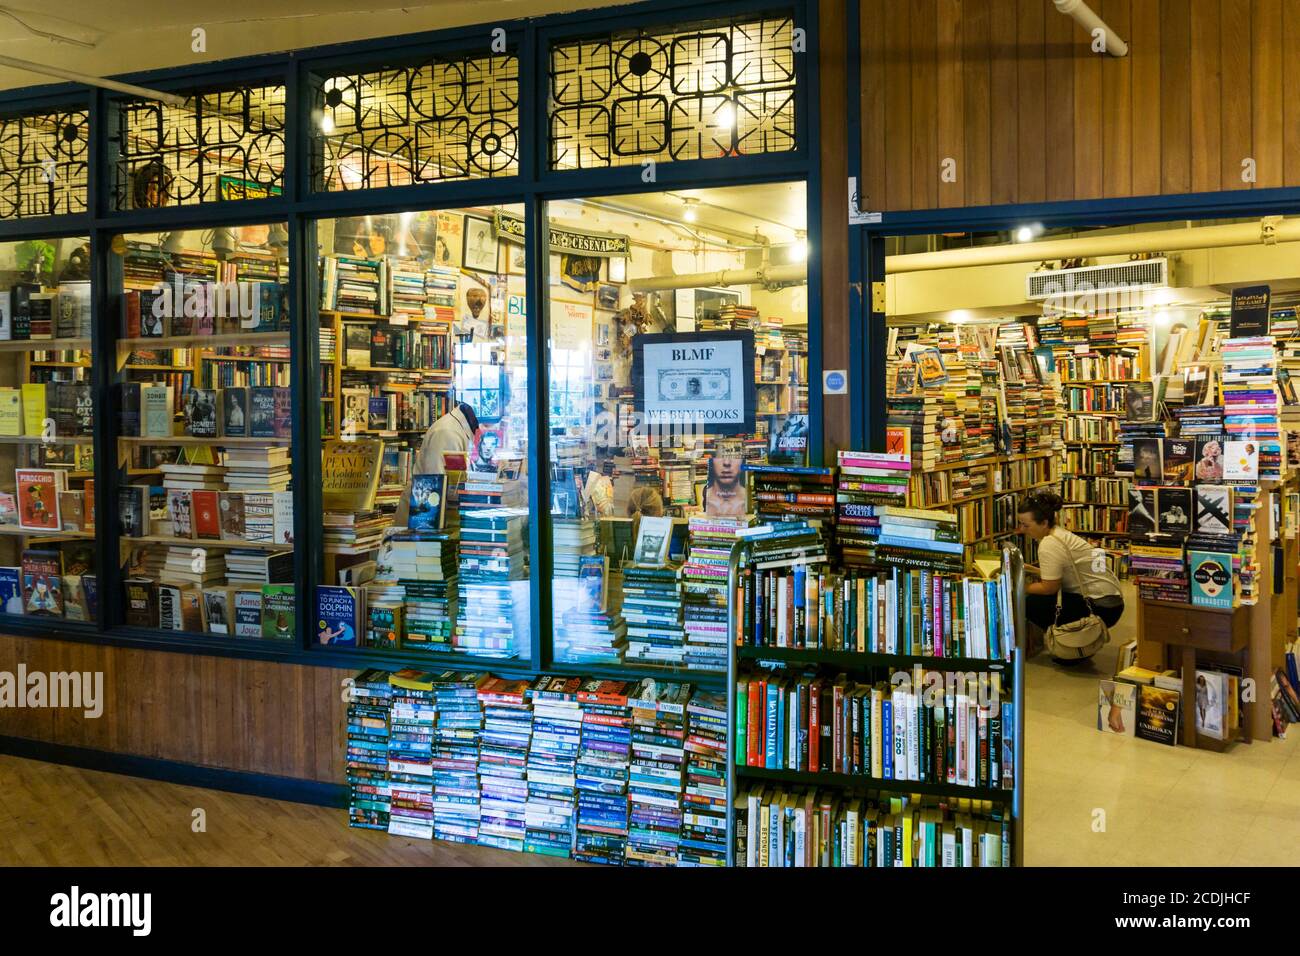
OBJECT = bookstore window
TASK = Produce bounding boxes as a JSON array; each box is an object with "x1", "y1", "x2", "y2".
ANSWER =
[
  {"x1": 311, "y1": 51, "x2": 519, "y2": 191},
  {"x1": 0, "y1": 235, "x2": 95, "y2": 621},
  {"x1": 544, "y1": 180, "x2": 809, "y2": 669},
  {"x1": 112, "y1": 221, "x2": 294, "y2": 638},
  {"x1": 0, "y1": 108, "x2": 90, "y2": 219},
  {"x1": 110, "y1": 85, "x2": 286, "y2": 210},
  {"x1": 548, "y1": 12, "x2": 798, "y2": 172},
  {"x1": 315, "y1": 203, "x2": 532, "y2": 661}
]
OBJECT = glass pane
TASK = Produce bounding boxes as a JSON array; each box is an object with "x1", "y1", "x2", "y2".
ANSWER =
[
  {"x1": 0, "y1": 109, "x2": 89, "y2": 219},
  {"x1": 548, "y1": 13, "x2": 797, "y2": 171},
  {"x1": 315, "y1": 204, "x2": 531, "y2": 662},
  {"x1": 112, "y1": 86, "x2": 286, "y2": 209},
  {"x1": 313, "y1": 52, "x2": 520, "y2": 190},
  {"x1": 113, "y1": 223, "x2": 295, "y2": 639},
  {"x1": 0, "y1": 236, "x2": 96, "y2": 619},
  {"x1": 545, "y1": 180, "x2": 808, "y2": 672}
]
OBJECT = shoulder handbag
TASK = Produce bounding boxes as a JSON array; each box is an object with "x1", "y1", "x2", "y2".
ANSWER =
[{"x1": 1042, "y1": 546, "x2": 1111, "y2": 660}]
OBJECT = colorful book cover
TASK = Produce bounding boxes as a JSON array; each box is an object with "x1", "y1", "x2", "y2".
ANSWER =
[
  {"x1": 0, "y1": 388, "x2": 21, "y2": 436},
  {"x1": 192, "y1": 490, "x2": 221, "y2": 540},
  {"x1": 220, "y1": 387, "x2": 248, "y2": 437},
  {"x1": 316, "y1": 585, "x2": 361, "y2": 646},
  {"x1": 0, "y1": 566, "x2": 22, "y2": 614},
  {"x1": 1189, "y1": 549, "x2": 1233, "y2": 609},
  {"x1": 62, "y1": 576, "x2": 86, "y2": 621},
  {"x1": 1097, "y1": 679, "x2": 1137, "y2": 736},
  {"x1": 248, "y1": 387, "x2": 277, "y2": 438},
  {"x1": 233, "y1": 589, "x2": 262, "y2": 637},
  {"x1": 15, "y1": 469, "x2": 61, "y2": 531},
  {"x1": 124, "y1": 577, "x2": 158, "y2": 627},
  {"x1": 1194, "y1": 437, "x2": 1225, "y2": 481},
  {"x1": 1229, "y1": 284, "x2": 1271, "y2": 337},
  {"x1": 0, "y1": 492, "x2": 18, "y2": 526},
  {"x1": 21, "y1": 548, "x2": 63, "y2": 616},
  {"x1": 576, "y1": 554, "x2": 609, "y2": 613},
  {"x1": 1124, "y1": 381, "x2": 1155, "y2": 422},
  {"x1": 273, "y1": 387, "x2": 292, "y2": 438},
  {"x1": 1135, "y1": 685, "x2": 1180, "y2": 746},
  {"x1": 1161, "y1": 438, "x2": 1194, "y2": 484},
  {"x1": 406, "y1": 473, "x2": 446, "y2": 531},
  {"x1": 180, "y1": 587, "x2": 205, "y2": 631},
  {"x1": 261, "y1": 584, "x2": 295, "y2": 640},
  {"x1": 1223, "y1": 440, "x2": 1259, "y2": 480},
  {"x1": 1194, "y1": 670, "x2": 1228, "y2": 741},
  {"x1": 1130, "y1": 438, "x2": 1163, "y2": 482},
  {"x1": 21, "y1": 382, "x2": 45, "y2": 436}
]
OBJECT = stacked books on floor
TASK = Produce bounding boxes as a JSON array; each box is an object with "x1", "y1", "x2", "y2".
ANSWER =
[
  {"x1": 573, "y1": 679, "x2": 633, "y2": 864},
  {"x1": 679, "y1": 690, "x2": 728, "y2": 866},
  {"x1": 552, "y1": 518, "x2": 626, "y2": 664},
  {"x1": 475, "y1": 676, "x2": 532, "y2": 852},
  {"x1": 526, "y1": 676, "x2": 582, "y2": 858},
  {"x1": 455, "y1": 504, "x2": 529, "y2": 658},
  {"x1": 430, "y1": 673, "x2": 483, "y2": 845},
  {"x1": 737, "y1": 668, "x2": 1014, "y2": 790},
  {"x1": 680, "y1": 514, "x2": 752, "y2": 672},
  {"x1": 625, "y1": 679, "x2": 689, "y2": 866},
  {"x1": 387, "y1": 670, "x2": 436, "y2": 839},
  {"x1": 346, "y1": 669, "x2": 392, "y2": 831},
  {"x1": 621, "y1": 563, "x2": 686, "y2": 667}
]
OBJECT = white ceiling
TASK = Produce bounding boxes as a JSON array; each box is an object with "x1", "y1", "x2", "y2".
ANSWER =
[{"x1": 0, "y1": 0, "x2": 635, "y2": 90}]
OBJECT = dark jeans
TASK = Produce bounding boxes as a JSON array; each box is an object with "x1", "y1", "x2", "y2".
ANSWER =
[{"x1": 1026, "y1": 590, "x2": 1124, "y2": 631}]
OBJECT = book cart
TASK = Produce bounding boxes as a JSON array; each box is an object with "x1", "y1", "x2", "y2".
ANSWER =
[{"x1": 723, "y1": 541, "x2": 1027, "y2": 866}]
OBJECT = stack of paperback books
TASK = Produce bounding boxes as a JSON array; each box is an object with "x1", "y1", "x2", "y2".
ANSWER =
[
  {"x1": 1221, "y1": 336, "x2": 1283, "y2": 480},
  {"x1": 553, "y1": 520, "x2": 627, "y2": 664},
  {"x1": 347, "y1": 669, "x2": 392, "y2": 830},
  {"x1": 378, "y1": 530, "x2": 457, "y2": 652},
  {"x1": 625, "y1": 679, "x2": 689, "y2": 866},
  {"x1": 455, "y1": 505, "x2": 529, "y2": 658},
  {"x1": 573, "y1": 679, "x2": 633, "y2": 865},
  {"x1": 681, "y1": 514, "x2": 752, "y2": 672},
  {"x1": 524, "y1": 676, "x2": 583, "y2": 857},
  {"x1": 835, "y1": 448, "x2": 911, "y2": 563},
  {"x1": 387, "y1": 670, "x2": 437, "y2": 839},
  {"x1": 430, "y1": 673, "x2": 483, "y2": 845},
  {"x1": 745, "y1": 464, "x2": 836, "y2": 526},
  {"x1": 475, "y1": 677, "x2": 533, "y2": 852},
  {"x1": 678, "y1": 689, "x2": 728, "y2": 866},
  {"x1": 621, "y1": 564, "x2": 686, "y2": 667}
]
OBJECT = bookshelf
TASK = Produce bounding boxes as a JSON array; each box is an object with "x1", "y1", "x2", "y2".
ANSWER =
[{"x1": 724, "y1": 539, "x2": 1026, "y2": 867}]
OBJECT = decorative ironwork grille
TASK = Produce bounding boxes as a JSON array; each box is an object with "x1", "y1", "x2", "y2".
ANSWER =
[
  {"x1": 548, "y1": 14, "x2": 797, "y2": 170},
  {"x1": 0, "y1": 109, "x2": 89, "y2": 219},
  {"x1": 112, "y1": 85, "x2": 286, "y2": 209},
  {"x1": 313, "y1": 52, "x2": 519, "y2": 191}
]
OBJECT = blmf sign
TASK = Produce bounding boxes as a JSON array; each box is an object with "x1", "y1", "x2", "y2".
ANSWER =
[{"x1": 631, "y1": 330, "x2": 756, "y2": 435}]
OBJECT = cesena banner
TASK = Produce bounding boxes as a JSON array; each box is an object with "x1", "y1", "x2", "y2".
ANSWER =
[{"x1": 493, "y1": 210, "x2": 630, "y2": 258}]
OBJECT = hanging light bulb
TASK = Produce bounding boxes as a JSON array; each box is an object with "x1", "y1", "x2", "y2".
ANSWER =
[
  {"x1": 791, "y1": 229, "x2": 808, "y2": 262},
  {"x1": 681, "y1": 197, "x2": 699, "y2": 223}
]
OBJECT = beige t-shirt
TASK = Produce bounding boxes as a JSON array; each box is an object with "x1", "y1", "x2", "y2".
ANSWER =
[{"x1": 1038, "y1": 527, "x2": 1122, "y2": 600}]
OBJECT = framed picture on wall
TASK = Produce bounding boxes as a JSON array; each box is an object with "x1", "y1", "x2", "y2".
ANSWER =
[
  {"x1": 500, "y1": 240, "x2": 526, "y2": 275},
  {"x1": 462, "y1": 215, "x2": 497, "y2": 273},
  {"x1": 607, "y1": 256, "x2": 627, "y2": 283}
]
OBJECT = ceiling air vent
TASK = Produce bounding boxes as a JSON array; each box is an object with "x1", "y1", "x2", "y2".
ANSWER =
[{"x1": 1025, "y1": 257, "x2": 1170, "y2": 301}]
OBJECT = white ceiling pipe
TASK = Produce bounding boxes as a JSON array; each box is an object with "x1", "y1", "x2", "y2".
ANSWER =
[
  {"x1": 627, "y1": 262, "x2": 806, "y2": 292},
  {"x1": 0, "y1": 54, "x2": 187, "y2": 107},
  {"x1": 887, "y1": 218, "x2": 1300, "y2": 273},
  {"x1": 1055, "y1": 0, "x2": 1128, "y2": 57}
]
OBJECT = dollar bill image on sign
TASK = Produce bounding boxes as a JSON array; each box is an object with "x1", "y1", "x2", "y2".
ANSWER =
[{"x1": 657, "y1": 368, "x2": 732, "y2": 402}]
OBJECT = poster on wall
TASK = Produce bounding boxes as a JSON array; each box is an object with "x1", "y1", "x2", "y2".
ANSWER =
[
  {"x1": 551, "y1": 299, "x2": 593, "y2": 352},
  {"x1": 631, "y1": 330, "x2": 756, "y2": 435}
]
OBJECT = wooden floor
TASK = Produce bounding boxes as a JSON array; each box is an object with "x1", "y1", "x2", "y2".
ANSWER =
[{"x1": 0, "y1": 754, "x2": 583, "y2": 866}]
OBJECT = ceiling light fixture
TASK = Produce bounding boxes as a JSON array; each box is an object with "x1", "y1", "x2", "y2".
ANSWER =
[
  {"x1": 791, "y1": 230, "x2": 808, "y2": 262},
  {"x1": 681, "y1": 197, "x2": 699, "y2": 223}
]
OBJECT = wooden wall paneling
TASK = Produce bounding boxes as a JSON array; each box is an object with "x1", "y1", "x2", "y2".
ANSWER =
[
  {"x1": 1284, "y1": 0, "x2": 1300, "y2": 185},
  {"x1": 1189, "y1": 0, "x2": 1223, "y2": 191},
  {"x1": 1015, "y1": 0, "x2": 1046, "y2": 204},
  {"x1": 1219, "y1": 0, "x2": 1253, "y2": 191},
  {"x1": 1071, "y1": 11, "x2": 1104, "y2": 199},
  {"x1": 0, "y1": 637, "x2": 49, "y2": 741},
  {"x1": 883, "y1": 0, "x2": 913, "y2": 209},
  {"x1": 1100, "y1": 0, "x2": 1133, "y2": 197},
  {"x1": 1159, "y1": 0, "x2": 1192, "y2": 194},
  {"x1": 1129, "y1": 0, "x2": 1163, "y2": 196},
  {"x1": 960, "y1": 0, "x2": 992, "y2": 206},
  {"x1": 1251, "y1": 0, "x2": 1283, "y2": 188},
  {"x1": 910, "y1": 0, "x2": 939, "y2": 209},
  {"x1": 988, "y1": 0, "x2": 1020, "y2": 205},
  {"x1": 936, "y1": 0, "x2": 965, "y2": 207},
  {"x1": 860, "y1": 0, "x2": 887, "y2": 210},
  {"x1": 1043, "y1": 1, "x2": 1076, "y2": 202}
]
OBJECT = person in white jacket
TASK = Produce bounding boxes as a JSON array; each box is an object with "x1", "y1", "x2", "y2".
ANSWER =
[{"x1": 394, "y1": 402, "x2": 482, "y2": 528}]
